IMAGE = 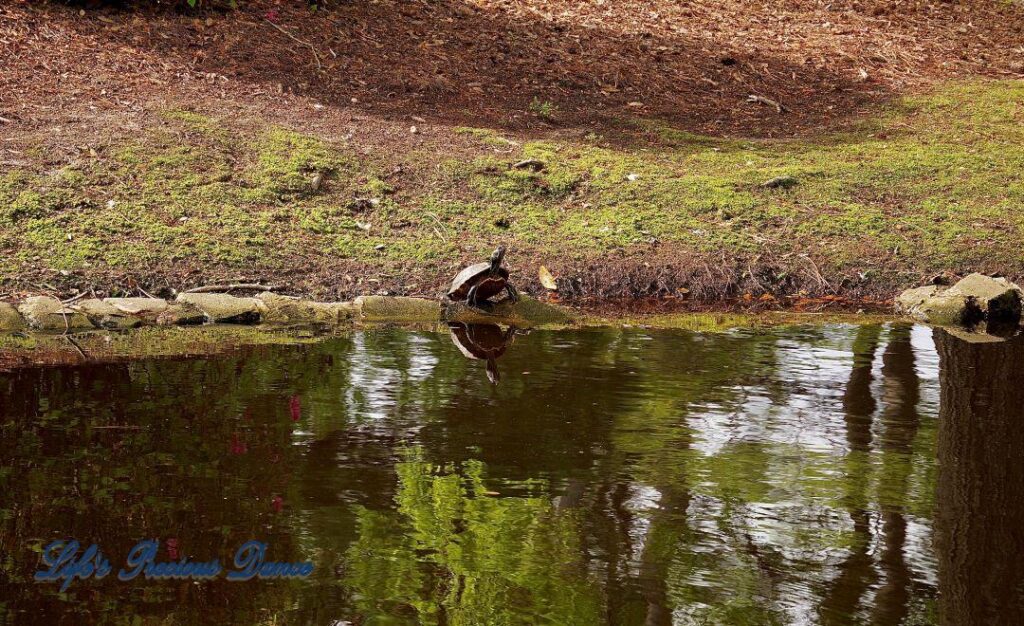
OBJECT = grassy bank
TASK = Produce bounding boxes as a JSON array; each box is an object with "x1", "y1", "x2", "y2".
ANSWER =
[{"x1": 2, "y1": 80, "x2": 1022, "y2": 303}]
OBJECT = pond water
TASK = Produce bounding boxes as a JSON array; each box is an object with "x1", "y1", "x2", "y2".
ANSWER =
[{"x1": 0, "y1": 323, "x2": 1022, "y2": 625}]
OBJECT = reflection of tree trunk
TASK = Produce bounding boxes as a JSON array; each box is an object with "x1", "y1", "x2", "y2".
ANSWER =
[
  {"x1": 872, "y1": 325, "x2": 919, "y2": 626},
  {"x1": 935, "y1": 329, "x2": 1024, "y2": 626},
  {"x1": 639, "y1": 486, "x2": 690, "y2": 626},
  {"x1": 820, "y1": 325, "x2": 882, "y2": 625},
  {"x1": 843, "y1": 324, "x2": 882, "y2": 451}
]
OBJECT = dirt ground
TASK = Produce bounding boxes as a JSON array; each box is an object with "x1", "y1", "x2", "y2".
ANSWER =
[{"x1": 2, "y1": 0, "x2": 1024, "y2": 311}]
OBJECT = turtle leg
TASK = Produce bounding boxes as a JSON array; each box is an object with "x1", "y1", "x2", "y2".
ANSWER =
[
  {"x1": 505, "y1": 282, "x2": 520, "y2": 303},
  {"x1": 466, "y1": 284, "x2": 480, "y2": 307}
]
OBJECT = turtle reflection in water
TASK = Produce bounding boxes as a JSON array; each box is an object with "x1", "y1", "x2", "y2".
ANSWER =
[{"x1": 447, "y1": 323, "x2": 522, "y2": 385}]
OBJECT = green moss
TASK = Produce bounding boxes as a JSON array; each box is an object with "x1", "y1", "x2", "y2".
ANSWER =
[
  {"x1": 454, "y1": 127, "x2": 517, "y2": 147},
  {"x1": 2, "y1": 80, "x2": 1022, "y2": 286}
]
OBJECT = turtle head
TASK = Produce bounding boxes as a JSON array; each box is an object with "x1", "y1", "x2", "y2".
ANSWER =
[
  {"x1": 489, "y1": 246, "x2": 506, "y2": 275},
  {"x1": 486, "y1": 356, "x2": 500, "y2": 385}
]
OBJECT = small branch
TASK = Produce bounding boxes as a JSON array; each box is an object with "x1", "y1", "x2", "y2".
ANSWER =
[
  {"x1": 747, "y1": 94, "x2": 788, "y2": 113},
  {"x1": 63, "y1": 334, "x2": 88, "y2": 360},
  {"x1": 264, "y1": 19, "x2": 322, "y2": 71},
  {"x1": 61, "y1": 292, "x2": 89, "y2": 305},
  {"x1": 511, "y1": 158, "x2": 545, "y2": 171},
  {"x1": 799, "y1": 254, "x2": 834, "y2": 293},
  {"x1": 137, "y1": 286, "x2": 158, "y2": 299},
  {"x1": 185, "y1": 283, "x2": 281, "y2": 294},
  {"x1": 424, "y1": 213, "x2": 448, "y2": 243}
]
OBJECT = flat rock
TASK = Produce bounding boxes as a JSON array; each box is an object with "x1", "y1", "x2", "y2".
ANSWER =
[
  {"x1": 73, "y1": 299, "x2": 142, "y2": 330},
  {"x1": 156, "y1": 302, "x2": 206, "y2": 326},
  {"x1": 917, "y1": 293, "x2": 976, "y2": 326},
  {"x1": 17, "y1": 296, "x2": 94, "y2": 330},
  {"x1": 176, "y1": 293, "x2": 265, "y2": 324},
  {"x1": 355, "y1": 296, "x2": 442, "y2": 322},
  {"x1": 104, "y1": 297, "x2": 170, "y2": 316},
  {"x1": 442, "y1": 295, "x2": 574, "y2": 327},
  {"x1": 0, "y1": 302, "x2": 26, "y2": 331},
  {"x1": 258, "y1": 292, "x2": 357, "y2": 324},
  {"x1": 894, "y1": 285, "x2": 944, "y2": 319}
]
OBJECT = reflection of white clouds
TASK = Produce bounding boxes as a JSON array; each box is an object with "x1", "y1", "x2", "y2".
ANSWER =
[
  {"x1": 624, "y1": 483, "x2": 661, "y2": 571},
  {"x1": 675, "y1": 324, "x2": 941, "y2": 624},
  {"x1": 690, "y1": 326, "x2": 862, "y2": 456},
  {"x1": 346, "y1": 332, "x2": 439, "y2": 421},
  {"x1": 911, "y1": 326, "x2": 941, "y2": 418}
]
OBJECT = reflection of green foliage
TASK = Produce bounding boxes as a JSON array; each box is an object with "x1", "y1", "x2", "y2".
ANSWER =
[
  {"x1": 345, "y1": 449, "x2": 601, "y2": 625},
  {"x1": 0, "y1": 324, "x2": 944, "y2": 623}
]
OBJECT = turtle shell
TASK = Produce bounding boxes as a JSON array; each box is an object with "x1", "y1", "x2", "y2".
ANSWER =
[{"x1": 447, "y1": 263, "x2": 510, "y2": 302}]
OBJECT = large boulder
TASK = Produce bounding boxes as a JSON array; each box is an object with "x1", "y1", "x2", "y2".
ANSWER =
[
  {"x1": 17, "y1": 296, "x2": 94, "y2": 330},
  {"x1": 944, "y1": 273, "x2": 1021, "y2": 321},
  {"x1": 895, "y1": 273, "x2": 1022, "y2": 326},
  {"x1": 175, "y1": 293, "x2": 266, "y2": 324},
  {"x1": 0, "y1": 302, "x2": 26, "y2": 331},
  {"x1": 257, "y1": 292, "x2": 357, "y2": 325}
]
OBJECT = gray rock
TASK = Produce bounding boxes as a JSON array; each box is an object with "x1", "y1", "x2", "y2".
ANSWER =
[
  {"x1": 894, "y1": 285, "x2": 944, "y2": 319},
  {"x1": 257, "y1": 292, "x2": 357, "y2": 325},
  {"x1": 944, "y1": 273, "x2": 1021, "y2": 322},
  {"x1": 156, "y1": 302, "x2": 207, "y2": 326},
  {"x1": 104, "y1": 298, "x2": 170, "y2": 316},
  {"x1": 73, "y1": 299, "x2": 142, "y2": 330},
  {"x1": 18, "y1": 296, "x2": 95, "y2": 330},
  {"x1": 355, "y1": 296, "x2": 442, "y2": 322},
  {"x1": 175, "y1": 293, "x2": 266, "y2": 324},
  {"x1": 916, "y1": 293, "x2": 976, "y2": 326},
  {"x1": 442, "y1": 295, "x2": 574, "y2": 327},
  {"x1": 895, "y1": 273, "x2": 1022, "y2": 326},
  {"x1": 0, "y1": 302, "x2": 26, "y2": 331}
]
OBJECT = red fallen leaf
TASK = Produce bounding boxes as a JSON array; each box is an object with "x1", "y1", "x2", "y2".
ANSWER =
[
  {"x1": 289, "y1": 395, "x2": 302, "y2": 422},
  {"x1": 264, "y1": 9, "x2": 280, "y2": 23},
  {"x1": 166, "y1": 537, "x2": 179, "y2": 560},
  {"x1": 230, "y1": 432, "x2": 247, "y2": 455},
  {"x1": 271, "y1": 495, "x2": 284, "y2": 513}
]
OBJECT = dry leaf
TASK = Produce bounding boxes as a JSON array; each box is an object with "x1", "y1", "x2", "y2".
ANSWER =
[{"x1": 538, "y1": 265, "x2": 558, "y2": 290}]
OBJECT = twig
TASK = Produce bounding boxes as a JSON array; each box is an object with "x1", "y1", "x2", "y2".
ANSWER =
[
  {"x1": 137, "y1": 286, "x2": 158, "y2": 299},
  {"x1": 799, "y1": 253, "x2": 834, "y2": 293},
  {"x1": 63, "y1": 334, "x2": 88, "y2": 360},
  {"x1": 264, "y1": 19, "x2": 322, "y2": 71},
  {"x1": 425, "y1": 213, "x2": 448, "y2": 243},
  {"x1": 511, "y1": 158, "x2": 545, "y2": 171},
  {"x1": 185, "y1": 283, "x2": 281, "y2": 294},
  {"x1": 61, "y1": 292, "x2": 89, "y2": 305},
  {"x1": 747, "y1": 94, "x2": 788, "y2": 113},
  {"x1": 90, "y1": 425, "x2": 141, "y2": 430}
]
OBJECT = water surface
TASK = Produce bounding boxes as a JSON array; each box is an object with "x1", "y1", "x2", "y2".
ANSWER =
[{"x1": 1, "y1": 323, "x2": 1022, "y2": 625}]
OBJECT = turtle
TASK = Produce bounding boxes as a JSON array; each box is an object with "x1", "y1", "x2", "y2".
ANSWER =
[
  {"x1": 446, "y1": 246, "x2": 519, "y2": 306},
  {"x1": 448, "y1": 322, "x2": 518, "y2": 384}
]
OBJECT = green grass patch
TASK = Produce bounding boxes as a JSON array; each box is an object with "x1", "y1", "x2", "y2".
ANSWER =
[{"x1": 1, "y1": 80, "x2": 1022, "y2": 283}]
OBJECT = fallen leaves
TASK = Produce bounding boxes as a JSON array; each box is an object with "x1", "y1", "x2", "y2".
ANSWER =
[{"x1": 538, "y1": 265, "x2": 558, "y2": 291}]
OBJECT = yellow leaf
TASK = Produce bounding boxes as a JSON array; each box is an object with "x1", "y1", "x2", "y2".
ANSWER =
[{"x1": 538, "y1": 265, "x2": 558, "y2": 291}]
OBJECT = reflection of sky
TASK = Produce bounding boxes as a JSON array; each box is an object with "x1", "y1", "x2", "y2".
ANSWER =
[
  {"x1": 655, "y1": 324, "x2": 941, "y2": 625},
  {"x1": 345, "y1": 332, "x2": 439, "y2": 421}
]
